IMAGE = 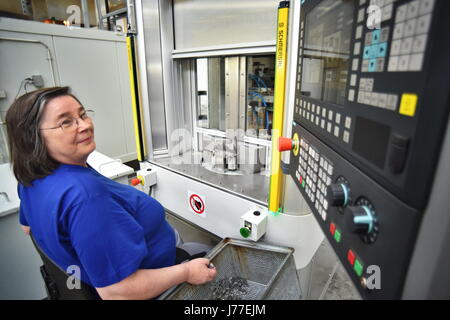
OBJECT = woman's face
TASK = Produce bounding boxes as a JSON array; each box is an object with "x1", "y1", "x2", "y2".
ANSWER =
[{"x1": 39, "y1": 95, "x2": 95, "y2": 166}]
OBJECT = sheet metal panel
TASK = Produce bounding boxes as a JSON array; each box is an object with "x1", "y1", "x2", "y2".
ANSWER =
[{"x1": 173, "y1": 0, "x2": 280, "y2": 50}]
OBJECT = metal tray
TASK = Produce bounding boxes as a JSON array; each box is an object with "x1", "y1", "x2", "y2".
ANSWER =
[{"x1": 160, "y1": 238, "x2": 301, "y2": 300}]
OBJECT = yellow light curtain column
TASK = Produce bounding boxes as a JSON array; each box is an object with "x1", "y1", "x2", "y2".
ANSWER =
[
  {"x1": 126, "y1": 35, "x2": 146, "y2": 161},
  {"x1": 268, "y1": 1, "x2": 289, "y2": 214}
]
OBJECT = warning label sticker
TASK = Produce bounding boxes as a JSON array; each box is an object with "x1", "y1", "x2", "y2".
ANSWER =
[{"x1": 188, "y1": 191, "x2": 206, "y2": 218}]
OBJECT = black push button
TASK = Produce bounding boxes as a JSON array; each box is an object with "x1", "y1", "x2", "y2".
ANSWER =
[{"x1": 388, "y1": 134, "x2": 409, "y2": 174}]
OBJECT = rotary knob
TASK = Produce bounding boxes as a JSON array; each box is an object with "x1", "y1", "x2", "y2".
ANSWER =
[
  {"x1": 326, "y1": 183, "x2": 350, "y2": 207},
  {"x1": 345, "y1": 205, "x2": 376, "y2": 235}
]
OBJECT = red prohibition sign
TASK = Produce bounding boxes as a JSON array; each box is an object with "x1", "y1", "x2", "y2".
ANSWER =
[{"x1": 189, "y1": 194, "x2": 205, "y2": 214}]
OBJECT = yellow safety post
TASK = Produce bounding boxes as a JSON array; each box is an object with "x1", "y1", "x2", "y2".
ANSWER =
[
  {"x1": 268, "y1": 1, "x2": 289, "y2": 215},
  {"x1": 126, "y1": 35, "x2": 146, "y2": 161}
]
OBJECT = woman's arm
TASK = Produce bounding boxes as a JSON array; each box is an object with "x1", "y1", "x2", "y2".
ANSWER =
[{"x1": 95, "y1": 258, "x2": 216, "y2": 300}]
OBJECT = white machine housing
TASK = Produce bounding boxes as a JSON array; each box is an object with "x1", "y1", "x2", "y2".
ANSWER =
[
  {"x1": 134, "y1": 0, "x2": 323, "y2": 271},
  {"x1": 140, "y1": 162, "x2": 323, "y2": 269},
  {"x1": 87, "y1": 151, "x2": 134, "y2": 185}
]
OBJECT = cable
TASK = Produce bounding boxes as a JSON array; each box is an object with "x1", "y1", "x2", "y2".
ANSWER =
[
  {"x1": 249, "y1": 74, "x2": 268, "y2": 90},
  {"x1": 249, "y1": 74, "x2": 261, "y2": 89},
  {"x1": 249, "y1": 91, "x2": 269, "y2": 131},
  {"x1": 148, "y1": 186, "x2": 153, "y2": 197},
  {"x1": 14, "y1": 78, "x2": 32, "y2": 100},
  {"x1": 248, "y1": 91, "x2": 267, "y2": 107},
  {"x1": 24, "y1": 81, "x2": 30, "y2": 94}
]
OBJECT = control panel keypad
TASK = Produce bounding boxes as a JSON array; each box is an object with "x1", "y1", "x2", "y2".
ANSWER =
[
  {"x1": 388, "y1": 0, "x2": 435, "y2": 72},
  {"x1": 362, "y1": 27, "x2": 389, "y2": 73},
  {"x1": 348, "y1": 0, "x2": 436, "y2": 111},
  {"x1": 296, "y1": 138, "x2": 334, "y2": 221},
  {"x1": 295, "y1": 99, "x2": 352, "y2": 146},
  {"x1": 357, "y1": 77, "x2": 399, "y2": 111}
]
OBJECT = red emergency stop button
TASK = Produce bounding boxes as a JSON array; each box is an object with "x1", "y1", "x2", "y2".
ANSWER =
[
  {"x1": 278, "y1": 137, "x2": 294, "y2": 152},
  {"x1": 131, "y1": 178, "x2": 141, "y2": 186}
]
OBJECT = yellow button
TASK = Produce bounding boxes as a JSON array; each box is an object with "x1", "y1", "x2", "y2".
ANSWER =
[
  {"x1": 293, "y1": 133, "x2": 300, "y2": 156},
  {"x1": 399, "y1": 94, "x2": 418, "y2": 117}
]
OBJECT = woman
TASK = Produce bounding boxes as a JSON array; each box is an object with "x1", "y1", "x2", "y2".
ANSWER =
[{"x1": 5, "y1": 87, "x2": 217, "y2": 299}]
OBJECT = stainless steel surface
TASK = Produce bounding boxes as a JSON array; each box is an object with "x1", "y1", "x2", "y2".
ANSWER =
[
  {"x1": 239, "y1": 56, "x2": 247, "y2": 132},
  {"x1": 126, "y1": 0, "x2": 137, "y2": 34},
  {"x1": 173, "y1": 0, "x2": 280, "y2": 50},
  {"x1": 161, "y1": 238, "x2": 301, "y2": 300},
  {"x1": 152, "y1": 155, "x2": 269, "y2": 205},
  {"x1": 140, "y1": 0, "x2": 168, "y2": 151},
  {"x1": 207, "y1": 58, "x2": 226, "y2": 131},
  {"x1": 134, "y1": 0, "x2": 154, "y2": 158},
  {"x1": 173, "y1": 59, "x2": 195, "y2": 135},
  {"x1": 159, "y1": 0, "x2": 178, "y2": 154},
  {"x1": 172, "y1": 42, "x2": 276, "y2": 59},
  {"x1": 225, "y1": 57, "x2": 240, "y2": 131},
  {"x1": 81, "y1": 0, "x2": 90, "y2": 27},
  {"x1": 95, "y1": 0, "x2": 104, "y2": 29},
  {"x1": 102, "y1": 7, "x2": 127, "y2": 19}
]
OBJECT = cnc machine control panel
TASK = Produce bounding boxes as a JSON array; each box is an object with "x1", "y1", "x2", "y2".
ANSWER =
[{"x1": 287, "y1": 0, "x2": 450, "y2": 299}]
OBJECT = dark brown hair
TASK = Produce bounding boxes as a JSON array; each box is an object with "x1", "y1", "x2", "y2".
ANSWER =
[{"x1": 5, "y1": 86, "x2": 80, "y2": 186}]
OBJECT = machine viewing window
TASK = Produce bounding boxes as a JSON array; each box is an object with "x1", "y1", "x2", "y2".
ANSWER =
[
  {"x1": 156, "y1": 56, "x2": 272, "y2": 204},
  {"x1": 300, "y1": 0, "x2": 354, "y2": 106},
  {"x1": 195, "y1": 55, "x2": 275, "y2": 140},
  {"x1": 246, "y1": 55, "x2": 275, "y2": 140}
]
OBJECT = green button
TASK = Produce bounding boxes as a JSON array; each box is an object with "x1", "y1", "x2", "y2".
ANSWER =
[
  {"x1": 302, "y1": 180, "x2": 306, "y2": 188},
  {"x1": 334, "y1": 229, "x2": 341, "y2": 243},
  {"x1": 354, "y1": 259, "x2": 363, "y2": 277},
  {"x1": 240, "y1": 227, "x2": 251, "y2": 238}
]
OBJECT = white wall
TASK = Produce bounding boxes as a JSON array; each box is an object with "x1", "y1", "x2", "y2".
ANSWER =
[{"x1": 0, "y1": 17, "x2": 137, "y2": 162}]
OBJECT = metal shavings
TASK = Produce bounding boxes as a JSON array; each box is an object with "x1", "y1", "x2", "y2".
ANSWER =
[{"x1": 211, "y1": 277, "x2": 249, "y2": 300}]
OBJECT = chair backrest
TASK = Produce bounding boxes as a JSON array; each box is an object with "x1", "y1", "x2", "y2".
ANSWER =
[{"x1": 30, "y1": 234, "x2": 100, "y2": 300}]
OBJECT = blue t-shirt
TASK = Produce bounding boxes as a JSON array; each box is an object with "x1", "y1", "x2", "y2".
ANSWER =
[{"x1": 18, "y1": 164, "x2": 176, "y2": 288}]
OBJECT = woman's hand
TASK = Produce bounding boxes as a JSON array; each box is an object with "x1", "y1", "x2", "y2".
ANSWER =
[{"x1": 184, "y1": 258, "x2": 217, "y2": 285}]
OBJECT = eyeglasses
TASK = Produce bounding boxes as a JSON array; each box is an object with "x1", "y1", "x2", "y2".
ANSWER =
[{"x1": 40, "y1": 110, "x2": 94, "y2": 132}]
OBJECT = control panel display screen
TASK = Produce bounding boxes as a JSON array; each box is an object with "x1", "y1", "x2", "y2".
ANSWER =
[{"x1": 301, "y1": 0, "x2": 355, "y2": 105}]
